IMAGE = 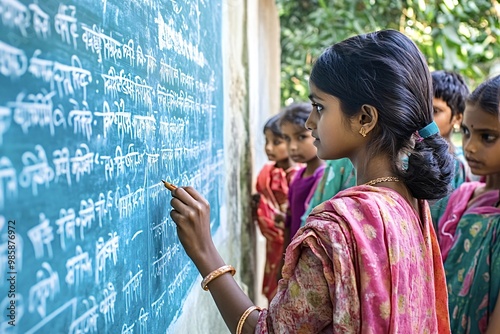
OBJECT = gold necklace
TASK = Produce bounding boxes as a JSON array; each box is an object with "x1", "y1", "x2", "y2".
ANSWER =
[{"x1": 364, "y1": 176, "x2": 400, "y2": 186}]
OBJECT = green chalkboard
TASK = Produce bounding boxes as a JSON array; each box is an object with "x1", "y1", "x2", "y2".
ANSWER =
[{"x1": 0, "y1": 0, "x2": 224, "y2": 332}]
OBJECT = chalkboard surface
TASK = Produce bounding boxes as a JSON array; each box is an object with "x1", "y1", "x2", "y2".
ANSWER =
[{"x1": 0, "y1": 0, "x2": 224, "y2": 332}]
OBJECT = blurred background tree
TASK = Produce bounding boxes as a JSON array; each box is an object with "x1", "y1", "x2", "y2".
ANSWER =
[{"x1": 278, "y1": 0, "x2": 500, "y2": 105}]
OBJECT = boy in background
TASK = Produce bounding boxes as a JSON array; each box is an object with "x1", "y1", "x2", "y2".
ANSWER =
[{"x1": 430, "y1": 70, "x2": 471, "y2": 225}]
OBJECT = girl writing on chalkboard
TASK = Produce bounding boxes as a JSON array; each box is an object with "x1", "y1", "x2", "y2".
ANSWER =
[
  {"x1": 168, "y1": 30, "x2": 453, "y2": 333},
  {"x1": 251, "y1": 112, "x2": 301, "y2": 303}
]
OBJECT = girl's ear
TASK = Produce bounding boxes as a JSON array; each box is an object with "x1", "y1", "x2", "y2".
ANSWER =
[
  {"x1": 452, "y1": 113, "x2": 463, "y2": 130},
  {"x1": 357, "y1": 104, "x2": 378, "y2": 137}
]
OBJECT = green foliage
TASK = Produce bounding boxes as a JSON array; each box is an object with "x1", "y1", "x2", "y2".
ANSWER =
[{"x1": 278, "y1": 0, "x2": 500, "y2": 104}]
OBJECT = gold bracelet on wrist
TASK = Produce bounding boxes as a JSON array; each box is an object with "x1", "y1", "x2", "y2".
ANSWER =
[
  {"x1": 236, "y1": 305, "x2": 262, "y2": 334},
  {"x1": 201, "y1": 265, "x2": 236, "y2": 291}
]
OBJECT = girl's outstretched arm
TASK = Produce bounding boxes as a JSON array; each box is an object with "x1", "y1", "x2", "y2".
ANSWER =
[{"x1": 169, "y1": 186, "x2": 260, "y2": 333}]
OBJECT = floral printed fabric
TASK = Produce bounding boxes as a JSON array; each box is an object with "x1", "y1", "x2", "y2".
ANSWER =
[
  {"x1": 437, "y1": 182, "x2": 500, "y2": 333},
  {"x1": 255, "y1": 162, "x2": 302, "y2": 300},
  {"x1": 255, "y1": 186, "x2": 450, "y2": 333}
]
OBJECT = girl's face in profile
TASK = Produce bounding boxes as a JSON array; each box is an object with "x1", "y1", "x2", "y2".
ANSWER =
[
  {"x1": 306, "y1": 82, "x2": 363, "y2": 161},
  {"x1": 264, "y1": 129, "x2": 289, "y2": 163}
]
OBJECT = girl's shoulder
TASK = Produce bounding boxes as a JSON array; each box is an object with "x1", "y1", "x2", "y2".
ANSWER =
[
  {"x1": 301, "y1": 186, "x2": 428, "y2": 252},
  {"x1": 450, "y1": 181, "x2": 484, "y2": 203},
  {"x1": 325, "y1": 158, "x2": 354, "y2": 169},
  {"x1": 308, "y1": 185, "x2": 414, "y2": 224},
  {"x1": 437, "y1": 182, "x2": 486, "y2": 227}
]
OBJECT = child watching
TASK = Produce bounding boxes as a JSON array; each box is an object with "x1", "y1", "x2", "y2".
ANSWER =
[
  {"x1": 278, "y1": 102, "x2": 325, "y2": 248},
  {"x1": 252, "y1": 112, "x2": 302, "y2": 302},
  {"x1": 436, "y1": 75, "x2": 500, "y2": 333},
  {"x1": 430, "y1": 70, "x2": 471, "y2": 225}
]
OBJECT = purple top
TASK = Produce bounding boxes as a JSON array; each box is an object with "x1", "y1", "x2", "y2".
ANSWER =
[{"x1": 285, "y1": 165, "x2": 325, "y2": 238}]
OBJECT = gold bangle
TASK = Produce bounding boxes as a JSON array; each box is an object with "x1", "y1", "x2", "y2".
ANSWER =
[
  {"x1": 236, "y1": 305, "x2": 262, "y2": 334},
  {"x1": 201, "y1": 265, "x2": 236, "y2": 291}
]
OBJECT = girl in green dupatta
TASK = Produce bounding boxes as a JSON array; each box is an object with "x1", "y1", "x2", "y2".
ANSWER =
[{"x1": 437, "y1": 75, "x2": 500, "y2": 334}]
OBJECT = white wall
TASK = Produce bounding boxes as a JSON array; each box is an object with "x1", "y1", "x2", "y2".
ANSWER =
[{"x1": 247, "y1": 0, "x2": 281, "y2": 308}]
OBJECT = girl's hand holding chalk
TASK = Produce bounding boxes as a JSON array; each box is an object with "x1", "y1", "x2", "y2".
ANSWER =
[
  {"x1": 162, "y1": 180, "x2": 177, "y2": 191},
  {"x1": 168, "y1": 185, "x2": 222, "y2": 270}
]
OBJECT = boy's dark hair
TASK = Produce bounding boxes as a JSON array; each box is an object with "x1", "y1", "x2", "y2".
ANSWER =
[
  {"x1": 466, "y1": 74, "x2": 500, "y2": 116},
  {"x1": 279, "y1": 102, "x2": 311, "y2": 128},
  {"x1": 431, "y1": 70, "x2": 469, "y2": 119},
  {"x1": 310, "y1": 29, "x2": 454, "y2": 200},
  {"x1": 263, "y1": 112, "x2": 284, "y2": 137}
]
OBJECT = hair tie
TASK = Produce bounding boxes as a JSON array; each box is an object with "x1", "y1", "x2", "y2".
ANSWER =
[{"x1": 417, "y1": 121, "x2": 439, "y2": 139}]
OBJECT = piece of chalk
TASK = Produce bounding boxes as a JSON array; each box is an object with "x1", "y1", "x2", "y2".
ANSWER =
[{"x1": 161, "y1": 180, "x2": 177, "y2": 191}]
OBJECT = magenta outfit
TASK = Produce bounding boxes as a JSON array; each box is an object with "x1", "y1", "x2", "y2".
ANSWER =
[{"x1": 285, "y1": 165, "x2": 326, "y2": 239}]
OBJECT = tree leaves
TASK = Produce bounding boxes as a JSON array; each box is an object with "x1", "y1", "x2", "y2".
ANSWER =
[{"x1": 278, "y1": 0, "x2": 500, "y2": 103}]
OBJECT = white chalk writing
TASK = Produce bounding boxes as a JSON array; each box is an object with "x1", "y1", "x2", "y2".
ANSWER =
[
  {"x1": 9, "y1": 90, "x2": 66, "y2": 136},
  {"x1": 18, "y1": 145, "x2": 54, "y2": 196},
  {"x1": 101, "y1": 67, "x2": 153, "y2": 110},
  {"x1": 29, "y1": 51, "x2": 92, "y2": 100},
  {"x1": 27, "y1": 213, "x2": 53, "y2": 259},
  {"x1": 54, "y1": 4, "x2": 78, "y2": 48},
  {"x1": 122, "y1": 268, "x2": 143, "y2": 313},
  {"x1": 95, "y1": 232, "x2": 119, "y2": 284},
  {"x1": 99, "y1": 282, "x2": 117, "y2": 325},
  {"x1": 0, "y1": 106, "x2": 11, "y2": 145},
  {"x1": 55, "y1": 208, "x2": 76, "y2": 251},
  {"x1": 155, "y1": 12, "x2": 205, "y2": 67},
  {"x1": 52, "y1": 147, "x2": 72, "y2": 185},
  {"x1": 68, "y1": 99, "x2": 93, "y2": 140},
  {"x1": 68, "y1": 297, "x2": 99, "y2": 334},
  {"x1": 114, "y1": 184, "x2": 145, "y2": 218},
  {"x1": 151, "y1": 291, "x2": 166, "y2": 319},
  {"x1": 0, "y1": 40, "x2": 28, "y2": 79},
  {"x1": 0, "y1": 0, "x2": 30, "y2": 36},
  {"x1": 65, "y1": 245, "x2": 92, "y2": 288},
  {"x1": 121, "y1": 322, "x2": 135, "y2": 334},
  {"x1": 138, "y1": 307, "x2": 148, "y2": 334},
  {"x1": 70, "y1": 143, "x2": 94, "y2": 182},
  {"x1": 0, "y1": 157, "x2": 17, "y2": 209},
  {"x1": 167, "y1": 263, "x2": 191, "y2": 298},
  {"x1": 28, "y1": 262, "x2": 60, "y2": 318},
  {"x1": 29, "y1": 3, "x2": 50, "y2": 39}
]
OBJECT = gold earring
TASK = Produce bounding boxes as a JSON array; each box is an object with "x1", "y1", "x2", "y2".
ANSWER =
[{"x1": 359, "y1": 127, "x2": 367, "y2": 137}]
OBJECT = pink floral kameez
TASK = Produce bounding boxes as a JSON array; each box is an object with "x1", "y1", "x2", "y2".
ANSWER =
[{"x1": 255, "y1": 186, "x2": 451, "y2": 333}]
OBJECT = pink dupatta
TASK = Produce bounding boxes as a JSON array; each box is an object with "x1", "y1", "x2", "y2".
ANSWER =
[{"x1": 255, "y1": 186, "x2": 450, "y2": 333}]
